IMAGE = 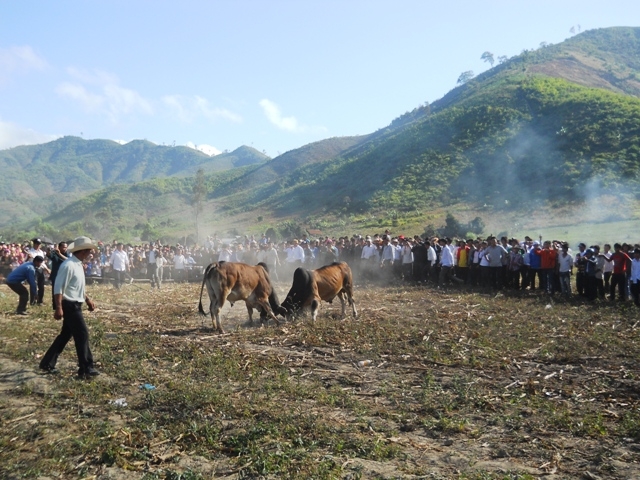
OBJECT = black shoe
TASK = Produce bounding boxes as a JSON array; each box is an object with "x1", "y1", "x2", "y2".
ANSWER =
[
  {"x1": 39, "y1": 365, "x2": 59, "y2": 374},
  {"x1": 16, "y1": 311, "x2": 28, "y2": 316},
  {"x1": 78, "y1": 367, "x2": 100, "y2": 378}
]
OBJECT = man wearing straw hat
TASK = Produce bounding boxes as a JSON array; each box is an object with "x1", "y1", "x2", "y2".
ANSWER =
[{"x1": 39, "y1": 236, "x2": 100, "y2": 378}]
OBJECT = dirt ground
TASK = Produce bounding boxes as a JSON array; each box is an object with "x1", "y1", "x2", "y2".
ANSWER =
[{"x1": 1, "y1": 279, "x2": 640, "y2": 479}]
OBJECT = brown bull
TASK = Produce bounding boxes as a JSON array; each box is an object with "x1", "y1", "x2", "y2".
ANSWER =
[
  {"x1": 281, "y1": 262, "x2": 357, "y2": 321},
  {"x1": 198, "y1": 261, "x2": 286, "y2": 333}
]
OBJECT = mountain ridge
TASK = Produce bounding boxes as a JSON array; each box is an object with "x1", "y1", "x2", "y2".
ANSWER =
[{"x1": 4, "y1": 26, "x2": 640, "y2": 242}]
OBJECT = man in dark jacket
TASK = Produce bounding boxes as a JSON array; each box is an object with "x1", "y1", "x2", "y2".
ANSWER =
[
  {"x1": 6, "y1": 256, "x2": 44, "y2": 315},
  {"x1": 48, "y1": 241, "x2": 68, "y2": 309}
]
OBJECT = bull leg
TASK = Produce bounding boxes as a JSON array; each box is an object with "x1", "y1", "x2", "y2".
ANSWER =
[
  {"x1": 210, "y1": 299, "x2": 224, "y2": 334},
  {"x1": 257, "y1": 300, "x2": 280, "y2": 326},
  {"x1": 349, "y1": 295, "x2": 358, "y2": 318},
  {"x1": 338, "y1": 292, "x2": 347, "y2": 318},
  {"x1": 246, "y1": 305, "x2": 255, "y2": 325},
  {"x1": 310, "y1": 299, "x2": 319, "y2": 322},
  {"x1": 343, "y1": 286, "x2": 357, "y2": 318}
]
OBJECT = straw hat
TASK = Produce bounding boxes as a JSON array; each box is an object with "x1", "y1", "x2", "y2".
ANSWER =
[{"x1": 68, "y1": 236, "x2": 99, "y2": 253}]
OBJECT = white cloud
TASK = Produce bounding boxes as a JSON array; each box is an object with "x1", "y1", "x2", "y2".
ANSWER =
[
  {"x1": 162, "y1": 95, "x2": 190, "y2": 122},
  {"x1": 55, "y1": 82, "x2": 104, "y2": 112},
  {"x1": 0, "y1": 119, "x2": 58, "y2": 149},
  {"x1": 103, "y1": 84, "x2": 153, "y2": 118},
  {"x1": 259, "y1": 99, "x2": 301, "y2": 132},
  {"x1": 56, "y1": 67, "x2": 153, "y2": 123},
  {"x1": 258, "y1": 99, "x2": 328, "y2": 136},
  {"x1": 0, "y1": 45, "x2": 48, "y2": 85},
  {"x1": 162, "y1": 95, "x2": 242, "y2": 123},
  {"x1": 186, "y1": 141, "x2": 221, "y2": 156},
  {"x1": 66, "y1": 67, "x2": 117, "y2": 86}
]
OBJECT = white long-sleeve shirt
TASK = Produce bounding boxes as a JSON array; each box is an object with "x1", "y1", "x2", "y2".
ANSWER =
[
  {"x1": 380, "y1": 244, "x2": 394, "y2": 262},
  {"x1": 361, "y1": 244, "x2": 378, "y2": 260},
  {"x1": 440, "y1": 245, "x2": 454, "y2": 267},
  {"x1": 402, "y1": 245, "x2": 414, "y2": 264},
  {"x1": 286, "y1": 245, "x2": 305, "y2": 263},
  {"x1": 427, "y1": 246, "x2": 437, "y2": 266},
  {"x1": 110, "y1": 249, "x2": 130, "y2": 272},
  {"x1": 173, "y1": 254, "x2": 186, "y2": 270}
]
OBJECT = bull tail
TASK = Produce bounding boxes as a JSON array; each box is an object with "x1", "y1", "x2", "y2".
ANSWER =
[{"x1": 198, "y1": 263, "x2": 216, "y2": 315}]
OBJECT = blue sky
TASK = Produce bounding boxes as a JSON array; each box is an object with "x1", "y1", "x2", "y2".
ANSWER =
[{"x1": 0, "y1": 1, "x2": 637, "y2": 157}]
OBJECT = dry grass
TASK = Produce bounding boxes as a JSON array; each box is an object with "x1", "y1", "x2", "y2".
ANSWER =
[{"x1": 1, "y1": 279, "x2": 639, "y2": 479}]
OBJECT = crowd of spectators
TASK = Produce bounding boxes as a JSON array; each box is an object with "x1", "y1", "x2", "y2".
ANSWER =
[{"x1": 2, "y1": 230, "x2": 640, "y2": 305}]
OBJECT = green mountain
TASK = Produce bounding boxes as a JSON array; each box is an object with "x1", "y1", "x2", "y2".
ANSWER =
[
  {"x1": 215, "y1": 27, "x2": 640, "y2": 218},
  {"x1": 7, "y1": 26, "x2": 640, "y2": 242},
  {"x1": 0, "y1": 137, "x2": 269, "y2": 226}
]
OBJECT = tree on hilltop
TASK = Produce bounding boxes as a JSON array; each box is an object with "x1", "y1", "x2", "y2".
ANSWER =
[
  {"x1": 481, "y1": 51, "x2": 495, "y2": 67},
  {"x1": 457, "y1": 70, "x2": 475, "y2": 84}
]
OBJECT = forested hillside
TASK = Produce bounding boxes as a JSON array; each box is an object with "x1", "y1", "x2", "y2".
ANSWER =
[
  {"x1": 217, "y1": 75, "x2": 640, "y2": 219},
  {"x1": 5, "y1": 27, "x2": 640, "y2": 242}
]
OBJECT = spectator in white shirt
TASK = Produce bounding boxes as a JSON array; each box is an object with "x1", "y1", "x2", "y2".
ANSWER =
[
  {"x1": 154, "y1": 252, "x2": 167, "y2": 289},
  {"x1": 557, "y1": 243, "x2": 574, "y2": 296},
  {"x1": 438, "y1": 238, "x2": 455, "y2": 287},
  {"x1": 109, "y1": 243, "x2": 130, "y2": 288},
  {"x1": 173, "y1": 249, "x2": 186, "y2": 283}
]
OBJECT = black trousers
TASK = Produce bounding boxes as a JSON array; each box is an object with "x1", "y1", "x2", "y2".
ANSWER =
[
  {"x1": 576, "y1": 271, "x2": 587, "y2": 295},
  {"x1": 113, "y1": 270, "x2": 127, "y2": 288},
  {"x1": 610, "y1": 273, "x2": 627, "y2": 301},
  {"x1": 148, "y1": 263, "x2": 157, "y2": 286},
  {"x1": 487, "y1": 267, "x2": 503, "y2": 290},
  {"x1": 36, "y1": 269, "x2": 45, "y2": 304},
  {"x1": 7, "y1": 282, "x2": 29, "y2": 313},
  {"x1": 631, "y1": 282, "x2": 640, "y2": 306},
  {"x1": 40, "y1": 300, "x2": 94, "y2": 372}
]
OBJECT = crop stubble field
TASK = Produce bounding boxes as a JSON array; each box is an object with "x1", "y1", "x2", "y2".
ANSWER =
[{"x1": 0, "y1": 279, "x2": 639, "y2": 479}]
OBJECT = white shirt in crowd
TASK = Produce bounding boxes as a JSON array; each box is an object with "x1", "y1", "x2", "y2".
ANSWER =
[
  {"x1": 110, "y1": 249, "x2": 130, "y2": 272},
  {"x1": 218, "y1": 248, "x2": 232, "y2": 262},
  {"x1": 173, "y1": 253, "x2": 186, "y2": 270},
  {"x1": 427, "y1": 246, "x2": 437, "y2": 266},
  {"x1": 401, "y1": 244, "x2": 414, "y2": 264},
  {"x1": 286, "y1": 244, "x2": 305, "y2": 263},
  {"x1": 380, "y1": 243, "x2": 394, "y2": 263},
  {"x1": 557, "y1": 252, "x2": 574, "y2": 273},
  {"x1": 479, "y1": 250, "x2": 490, "y2": 267},
  {"x1": 440, "y1": 245, "x2": 454, "y2": 267},
  {"x1": 361, "y1": 243, "x2": 378, "y2": 260},
  {"x1": 603, "y1": 251, "x2": 614, "y2": 273}
]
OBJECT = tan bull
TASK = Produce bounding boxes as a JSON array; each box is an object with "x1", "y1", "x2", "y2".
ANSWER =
[{"x1": 197, "y1": 261, "x2": 286, "y2": 333}]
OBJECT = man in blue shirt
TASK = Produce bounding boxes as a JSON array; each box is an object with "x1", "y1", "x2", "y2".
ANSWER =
[{"x1": 6, "y1": 256, "x2": 44, "y2": 315}]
